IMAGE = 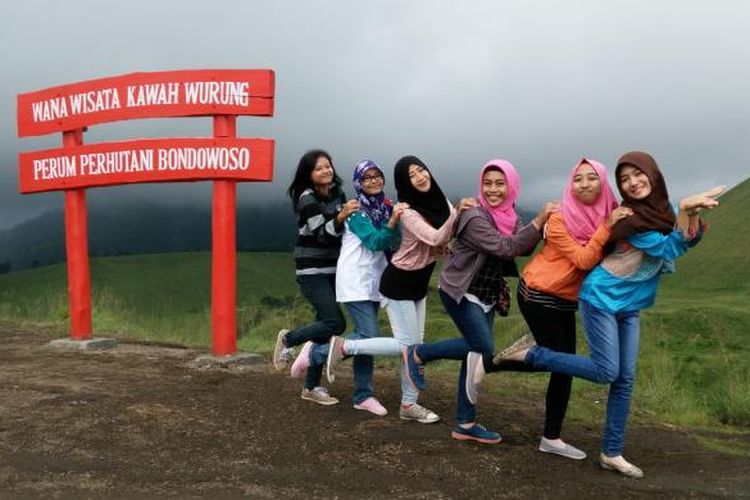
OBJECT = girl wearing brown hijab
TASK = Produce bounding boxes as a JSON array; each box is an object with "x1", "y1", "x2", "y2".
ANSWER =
[{"x1": 498, "y1": 151, "x2": 723, "y2": 478}]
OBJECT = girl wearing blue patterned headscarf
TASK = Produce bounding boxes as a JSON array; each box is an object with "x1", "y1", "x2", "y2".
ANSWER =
[
  {"x1": 324, "y1": 159, "x2": 409, "y2": 416},
  {"x1": 352, "y1": 159, "x2": 393, "y2": 229}
]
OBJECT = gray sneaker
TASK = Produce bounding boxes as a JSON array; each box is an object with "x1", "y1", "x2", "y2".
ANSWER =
[
  {"x1": 300, "y1": 386, "x2": 339, "y2": 406},
  {"x1": 272, "y1": 329, "x2": 294, "y2": 370},
  {"x1": 325, "y1": 336, "x2": 346, "y2": 383},
  {"x1": 399, "y1": 403, "x2": 440, "y2": 424},
  {"x1": 538, "y1": 437, "x2": 587, "y2": 460},
  {"x1": 493, "y1": 333, "x2": 536, "y2": 364}
]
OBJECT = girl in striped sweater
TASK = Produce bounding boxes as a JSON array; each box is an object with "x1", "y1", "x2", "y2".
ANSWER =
[{"x1": 272, "y1": 149, "x2": 359, "y2": 406}]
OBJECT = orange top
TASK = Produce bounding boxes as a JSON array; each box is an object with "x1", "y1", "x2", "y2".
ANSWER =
[{"x1": 522, "y1": 213, "x2": 611, "y2": 302}]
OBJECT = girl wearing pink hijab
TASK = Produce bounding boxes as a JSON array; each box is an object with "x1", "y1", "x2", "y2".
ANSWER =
[
  {"x1": 467, "y1": 158, "x2": 631, "y2": 459},
  {"x1": 403, "y1": 159, "x2": 557, "y2": 444}
]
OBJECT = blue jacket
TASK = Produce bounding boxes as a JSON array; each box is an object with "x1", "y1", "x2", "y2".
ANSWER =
[{"x1": 579, "y1": 228, "x2": 702, "y2": 313}]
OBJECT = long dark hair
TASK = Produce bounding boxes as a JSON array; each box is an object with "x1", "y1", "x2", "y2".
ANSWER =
[{"x1": 287, "y1": 149, "x2": 342, "y2": 209}]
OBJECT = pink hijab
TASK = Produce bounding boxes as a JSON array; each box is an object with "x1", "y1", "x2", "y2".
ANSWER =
[
  {"x1": 561, "y1": 158, "x2": 618, "y2": 244},
  {"x1": 478, "y1": 159, "x2": 520, "y2": 236}
]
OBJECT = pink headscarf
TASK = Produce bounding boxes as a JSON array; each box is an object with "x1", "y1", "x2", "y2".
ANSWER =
[
  {"x1": 478, "y1": 159, "x2": 520, "y2": 236},
  {"x1": 561, "y1": 158, "x2": 618, "y2": 244}
]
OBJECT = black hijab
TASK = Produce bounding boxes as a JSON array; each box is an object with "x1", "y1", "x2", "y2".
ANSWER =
[
  {"x1": 609, "y1": 151, "x2": 676, "y2": 241},
  {"x1": 393, "y1": 155, "x2": 451, "y2": 229}
]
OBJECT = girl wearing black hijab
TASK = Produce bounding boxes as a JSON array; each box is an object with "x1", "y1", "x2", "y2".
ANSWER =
[{"x1": 378, "y1": 155, "x2": 458, "y2": 424}]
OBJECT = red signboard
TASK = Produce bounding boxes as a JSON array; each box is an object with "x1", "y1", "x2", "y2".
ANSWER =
[
  {"x1": 17, "y1": 70, "x2": 275, "y2": 355},
  {"x1": 17, "y1": 69, "x2": 274, "y2": 137},
  {"x1": 19, "y1": 137, "x2": 274, "y2": 193}
]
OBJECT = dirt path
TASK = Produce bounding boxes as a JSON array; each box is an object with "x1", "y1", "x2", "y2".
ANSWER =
[{"x1": 0, "y1": 323, "x2": 747, "y2": 499}]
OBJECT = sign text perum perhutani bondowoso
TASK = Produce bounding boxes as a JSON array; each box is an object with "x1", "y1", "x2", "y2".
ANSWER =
[{"x1": 32, "y1": 145, "x2": 252, "y2": 180}]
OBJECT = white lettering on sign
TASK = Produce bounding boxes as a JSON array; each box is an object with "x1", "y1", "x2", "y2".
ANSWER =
[
  {"x1": 126, "y1": 83, "x2": 180, "y2": 107},
  {"x1": 31, "y1": 97, "x2": 69, "y2": 122},
  {"x1": 157, "y1": 147, "x2": 251, "y2": 171},
  {"x1": 28, "y1": 80, "x2": 255, "y2": 123},
  {"x1": 33, "y1": 156, "x2": 76, "y2": 180},
  {"x1": 183, "y1": 82, "x2": 249, "y2": 106},
  {"x1": 69, "y1": 88, "x2": 121, "y2": 115},
  {"x1": 80, "y1": 150, "x2": 155, "y2": 176}
]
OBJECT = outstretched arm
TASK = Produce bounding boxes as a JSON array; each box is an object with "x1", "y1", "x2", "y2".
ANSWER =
[{"x1": 676, "y1": 185, "x2": 724, "y2": 238}]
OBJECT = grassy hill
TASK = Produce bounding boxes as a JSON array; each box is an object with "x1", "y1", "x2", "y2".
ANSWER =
[
  {"x1": 662, "y1": 176, "x2": 750, "y2": 298},
  {"x1": 0, "y1": 179, "x2": 748, "y2": 432}
]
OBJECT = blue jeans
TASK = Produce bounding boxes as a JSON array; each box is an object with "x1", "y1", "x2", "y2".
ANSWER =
[
  {"x1": 526, "y1": 300, "x2": 640, "y2": 456},
  {"x1": 285, "y1": 273, "x2": 346, "y2": 390},
  {"x1": 416, "y1": 289, "x2": 495, "y2": 424},
  {"x1": 344, "y1": 301, "x2": 381, "y2": 404}
]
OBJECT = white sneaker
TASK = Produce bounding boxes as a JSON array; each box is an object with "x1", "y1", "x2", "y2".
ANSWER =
[
  {"x1": 399, "y1": 403, "x2": 440, "y2": 424},
  {"x1": 600, "y1": 453, "x2": 644, "y2": 478},
  {"x1": 300, "y1": 386, "x2": 339, "y2": 406},
  {"x1": 538, "y1": 437, "x2": 587, "y2": 460}
]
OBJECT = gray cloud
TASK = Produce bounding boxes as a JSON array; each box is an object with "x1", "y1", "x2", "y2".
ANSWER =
[{"x1": 1, "y1": 0, "x2": 748, "y2": 229}]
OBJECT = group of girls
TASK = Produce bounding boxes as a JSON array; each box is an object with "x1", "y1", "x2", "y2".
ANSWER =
[{"x1": 272, "y1": 148, "x2": 722, "y2": 479}]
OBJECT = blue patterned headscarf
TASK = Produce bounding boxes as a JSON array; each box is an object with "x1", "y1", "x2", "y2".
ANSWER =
[{"x1": 353, "y1": 159, "x2": 393, "y2": 229}]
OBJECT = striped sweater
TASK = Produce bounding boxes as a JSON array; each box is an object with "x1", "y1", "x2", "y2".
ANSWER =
[{"x1": 293, "y1": 185, "x2": 346, "y2": 275}]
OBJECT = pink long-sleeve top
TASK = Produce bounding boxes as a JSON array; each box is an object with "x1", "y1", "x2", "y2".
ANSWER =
[{"x1": 390, "y1": 204, "x2": 458, "y2": 271}]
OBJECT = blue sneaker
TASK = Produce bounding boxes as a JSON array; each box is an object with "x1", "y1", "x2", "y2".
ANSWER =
[
  {"x1": 451, "y1": 423, "x2": 502, "y2": 444},
  {"x1": 403, "y1": 345, "x2": 425, "y2": 392}
]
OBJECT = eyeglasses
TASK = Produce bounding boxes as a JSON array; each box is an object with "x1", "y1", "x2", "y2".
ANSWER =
[{"x1": 361, "y1": 175, "x2": 383, "y2": 184}]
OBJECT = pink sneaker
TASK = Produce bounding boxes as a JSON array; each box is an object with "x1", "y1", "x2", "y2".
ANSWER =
[
  {"x1": 290, "y1": 342, "x2": 312, "y2": 379},
  {"x1": 353, "y1": 397, "x2": 388, "y2": 416}
]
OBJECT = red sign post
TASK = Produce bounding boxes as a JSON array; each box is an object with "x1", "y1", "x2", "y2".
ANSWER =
[{"x1": 17, "y1": 69, "x2": 275, "y2": 355}]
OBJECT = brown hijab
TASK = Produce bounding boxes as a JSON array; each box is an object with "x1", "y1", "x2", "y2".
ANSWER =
[{"x1": 609, "y1": 151, "x2": 676, "y2": 241}]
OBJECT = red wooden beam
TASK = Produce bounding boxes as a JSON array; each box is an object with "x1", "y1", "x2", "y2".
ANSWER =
[
  {"x1": 211, "y1": 117, "x2": 238, "y2": 356},
  {"x1": 62, "y1": 129, "x2": 93, "y2": 340},
  {"x1": 19, "y1": 137, "x2": 274, "y2": 193}
]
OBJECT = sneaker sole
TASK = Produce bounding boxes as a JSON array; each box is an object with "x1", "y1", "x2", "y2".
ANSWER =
[
  {"x1": 301, "y1": 394, "x2": 339, "y2": 406},
  {"x1": 272, "y1": 329, "x2": 288, "y2": 371},
  {"x1": 493, "y1": 334, "x2": 535, "y2": 364},
  {"x1": 353, "y1": 404, "x2": 388, "y2": 417},
  {"x1": 465, "y1": 353, "x2": 480, "y2": 406},
  {"x1": 451, "y1": 431, "x2": 502, "y2": 444},
  {"x1": 599, "y1": 461, "x2": 644, "y2": 478},
  {"x1": 290, "y1": 342, "x2": 312, "y2": 379},
  {"x1": 325, "y1": 340, "x2": 337, "y2": 384},
  {"x1": 399, "y1": 414, "x2": 440, "y2": 424},
  {"x1": 538, "y1": 444, "x2": 587, "y2": 460}
]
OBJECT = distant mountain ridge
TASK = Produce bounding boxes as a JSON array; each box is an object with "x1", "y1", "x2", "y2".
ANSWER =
[
  {"x1": 0, "y1": 202, "x2": 298, "y2": 271},
  {"x1": 0, "y1": 199, "x2": 538, "y2": 272}
]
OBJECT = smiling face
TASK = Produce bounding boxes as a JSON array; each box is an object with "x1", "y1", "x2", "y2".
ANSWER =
[
  {"x1": 571, "y1": 163, "x2": 602, "y2": 205},
  {"x1": 481, "y1": 168, "x2": 508, "y2": 207},
  {"x1": 360, "y1": 168, "x2": 384, "y2": 196},
  {"x1": 618, "y1": 165, "x2": 652, "y2": 200},
  {"x1": 408, "y1": 164, "x2": 431, "y2": 193},
  {"x1": 310, "y1": 155, "x2": 334, "y2": 188}
]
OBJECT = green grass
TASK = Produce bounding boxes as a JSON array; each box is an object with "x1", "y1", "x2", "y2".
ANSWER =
[{"x1": 1, "y1": 253, "x2": 747, "y2": 430}]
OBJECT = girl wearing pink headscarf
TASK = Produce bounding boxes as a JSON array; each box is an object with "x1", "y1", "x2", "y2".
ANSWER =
[
  {"x1": 402, "y1": 159, "x2": 557, "y2": 444},
  {"x1": 468, "y1": 158, "x2": 631, "y2": 459}
]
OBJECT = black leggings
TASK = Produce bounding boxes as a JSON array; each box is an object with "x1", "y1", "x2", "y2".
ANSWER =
[{"x1": 487, "y1": 292, "x2": 577, "y2": 439}]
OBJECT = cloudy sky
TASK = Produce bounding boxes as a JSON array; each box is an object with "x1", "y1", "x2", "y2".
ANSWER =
[{"x1": 1, "y1": 0, "x2": 748, "y2": 229}]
